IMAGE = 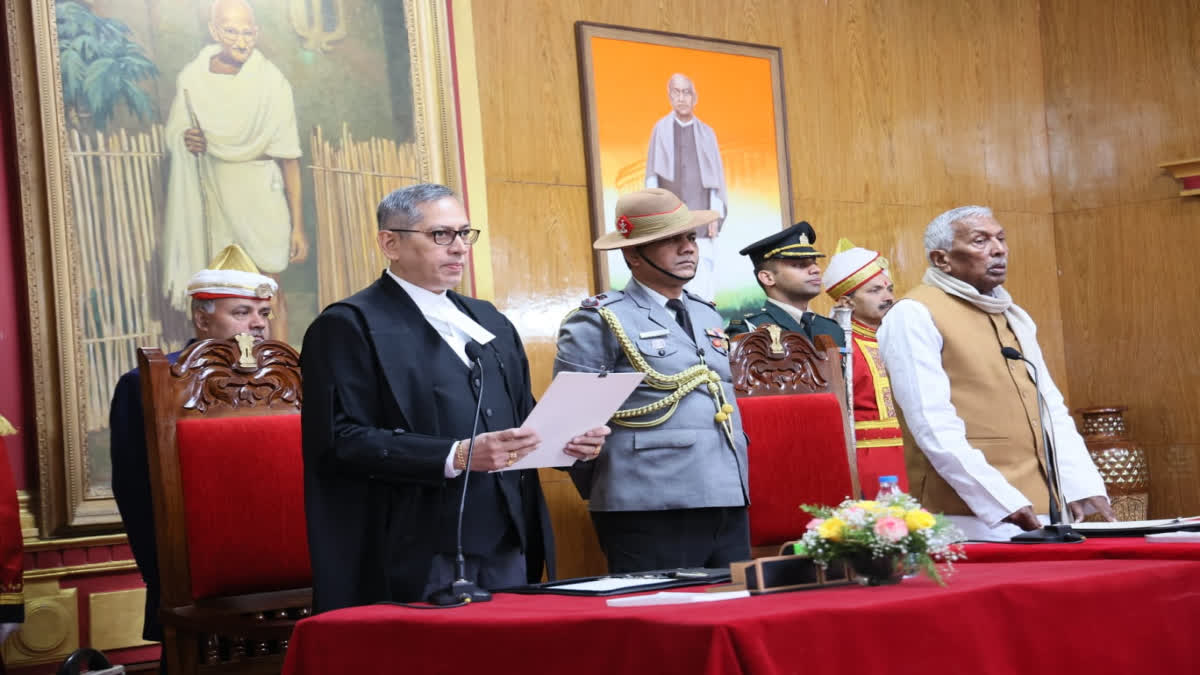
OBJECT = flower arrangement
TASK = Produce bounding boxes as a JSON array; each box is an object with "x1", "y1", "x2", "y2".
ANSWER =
[{"x1": 790, "y1": 493, "x2": 966, "y2": 585}]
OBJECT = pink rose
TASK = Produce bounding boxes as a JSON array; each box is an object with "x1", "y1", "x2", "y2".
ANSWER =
[
  {"x1": 806, "y1": 518, "x2": 825, "y2": 531},
  {"x1": 874, "y1": 516, "x2": 909, "y2": 542}
]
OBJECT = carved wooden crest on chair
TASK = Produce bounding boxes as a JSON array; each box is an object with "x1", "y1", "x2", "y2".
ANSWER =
[
  {"x1": 728, "y1": 325, "x2": 861, "y2": 556},
  {"x1": 729, "y1": 323, "x2": 839, "y2": 397},
  {"x1": 170, "y1": 337, "x2": 302, "y2": 414},
  {"x1": 140, "y1": 336, "x2": 310, "y2": 675}
]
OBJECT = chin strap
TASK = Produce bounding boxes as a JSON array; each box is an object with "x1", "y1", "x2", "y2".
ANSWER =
[{"x1": 637, "y1": 247, "x2": 693, "y2": 282}]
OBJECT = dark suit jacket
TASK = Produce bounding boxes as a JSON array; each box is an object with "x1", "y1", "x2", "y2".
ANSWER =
[
  {"x1": 300, "y1": 273, "x2": 554, "y2": 613},
  {"x1": 110, "y1": 348, "x2": 186, "y2": 642},
  {"x1": 726, "y1": 302, "x2": 846, "y2": 350}
]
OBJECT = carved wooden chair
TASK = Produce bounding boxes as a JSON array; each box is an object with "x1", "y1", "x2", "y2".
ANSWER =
[
  {"x1": 139, "y1": 337, "x2": 311, "y2": 675},
  {"x1": 729, "y1": 325, "x2": 859, "y2": 556}
]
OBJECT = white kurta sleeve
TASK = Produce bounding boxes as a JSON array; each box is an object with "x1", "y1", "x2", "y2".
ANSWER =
[{"x1": 878, "y1": 300, "x2": 1033, "y2": 526}]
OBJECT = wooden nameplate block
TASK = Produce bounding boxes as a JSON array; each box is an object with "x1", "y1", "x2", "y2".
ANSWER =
[{"x1": 722, "y1": 555, "x2": 854, "y2": 594}]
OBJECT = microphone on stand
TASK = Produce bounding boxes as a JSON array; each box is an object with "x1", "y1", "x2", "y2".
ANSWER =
[
  {"x1": 428, "y1": 340, "x2": 495, "y2": 605},
  {"x1": 1000, "y1": 346, "x2": 1084, "y2": 544}
]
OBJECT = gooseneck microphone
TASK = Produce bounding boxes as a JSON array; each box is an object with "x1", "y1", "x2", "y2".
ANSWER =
[
  {"x1": 427, "y1": 340, "x2": 495, "y2": 605},
  {"x1": 1000, "y1": 346, "x2": 1083, "y2": 544}
]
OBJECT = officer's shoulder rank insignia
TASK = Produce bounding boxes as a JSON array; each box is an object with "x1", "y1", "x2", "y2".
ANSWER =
[
  {"x1": 685, "y1": 291, "x2": 717, "y2": 309},
  {"x1": 580, "y1": 290, "x2": 623, "y2": 308}
]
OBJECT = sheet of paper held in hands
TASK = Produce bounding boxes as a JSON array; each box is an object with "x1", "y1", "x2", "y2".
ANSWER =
[{"x1": 492, "y1": 371, "x2": 644, "y2": 472}]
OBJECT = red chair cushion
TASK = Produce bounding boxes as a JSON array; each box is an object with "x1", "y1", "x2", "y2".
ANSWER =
[
  {"x1": 175, "y1": 414, "x2": 311, "y2": 600},
  {"x1": 739, "y1": 394, "x2": 854, "y2": 546}
]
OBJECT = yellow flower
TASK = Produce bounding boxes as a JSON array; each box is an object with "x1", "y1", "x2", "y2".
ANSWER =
[
  {"x1": 888, "y1": 506, "x2": 906, "y2": 518},
  {"x1": 856, "y1": 500, "x2": 879, "y2": 510},
  {"x1": 905, "y1": 509, "x2": 936, "y2": 531},
  {"x1": 818, "y1": 517, "x2": 846, "y2": 541}
]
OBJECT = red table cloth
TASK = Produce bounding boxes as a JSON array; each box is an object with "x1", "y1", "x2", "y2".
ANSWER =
[
  {"x1": 959, "y1": 536, "x2": 1200, "y2": 562},
  {"x1": 282, "y1": 560, "x2": 1200, "y2": 675}
]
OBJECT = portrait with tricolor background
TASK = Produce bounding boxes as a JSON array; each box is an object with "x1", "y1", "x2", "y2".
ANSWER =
[{"x1": 576, "y1": 23, "x2": 794, "y2": 320}]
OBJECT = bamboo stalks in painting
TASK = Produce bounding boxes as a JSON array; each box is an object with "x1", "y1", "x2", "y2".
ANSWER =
[
  {"x1": 66, "y1": 126, "x2": 167, "y2": 434},
  {"x1": 310, "y1": 124, "x2": 421, "y2": 309}
]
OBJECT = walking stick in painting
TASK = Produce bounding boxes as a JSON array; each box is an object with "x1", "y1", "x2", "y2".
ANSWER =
[{"x1": 183, "y1": 88, "x2": 211, "y2": 260}]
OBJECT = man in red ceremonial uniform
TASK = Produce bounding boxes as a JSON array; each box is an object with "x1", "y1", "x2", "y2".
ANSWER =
[
  {"x1": 1, "y1": 415, "x2": 24, "y2": 673},
  {"x1": 822, "y1": 239, "x2": 906, "y2": 498}
]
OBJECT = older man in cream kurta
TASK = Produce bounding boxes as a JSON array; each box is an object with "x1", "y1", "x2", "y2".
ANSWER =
[
  {"x1": 161, "y1": 0, "x2": 306, "y2": 332},
  {"x1": 878, "y1": 205, "x2": 1113, "y2": 541}
]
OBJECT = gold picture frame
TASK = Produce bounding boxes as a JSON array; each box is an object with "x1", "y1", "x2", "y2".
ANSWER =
[
  {"x1": 575, "y1": 22, "x2": 793, "y2": 317},
  {"x1": 5, "y1": 0, "x2": 464, "y2": 536}
]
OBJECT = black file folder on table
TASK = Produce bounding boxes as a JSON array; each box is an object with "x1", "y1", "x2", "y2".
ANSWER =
[{"x1": 497, "y1": 567, "x2": 731, "y2": 596}]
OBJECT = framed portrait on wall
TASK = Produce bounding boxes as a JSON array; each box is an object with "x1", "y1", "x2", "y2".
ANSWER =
[
  {"x1": 575, "y1": 22, "x2": 792, "y2": 318},
  {"x1": 4, "y1": 0, "x2": 463, "y2": 535}
]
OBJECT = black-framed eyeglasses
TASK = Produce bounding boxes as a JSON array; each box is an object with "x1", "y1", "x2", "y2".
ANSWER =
[{"x1": 386, "y1": 228, "x2": 481, "y2": 246}]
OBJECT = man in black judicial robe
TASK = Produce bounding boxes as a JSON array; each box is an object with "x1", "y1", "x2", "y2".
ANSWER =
[{"x1": 300, "y1": 183, "x2": 608, "y2": 613}]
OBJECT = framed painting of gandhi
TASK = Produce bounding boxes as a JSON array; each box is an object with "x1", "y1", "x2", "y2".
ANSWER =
[
  {"x1": 5, "y1": 0, "x2": 463, "y2": 535},
  {"x1": 575, "y1": 23, "x2": 793, "y2": 317}
]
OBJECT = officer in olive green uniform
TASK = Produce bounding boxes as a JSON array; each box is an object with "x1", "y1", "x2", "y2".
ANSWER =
[{"x1": 725, "y1": 221, "x2": 845, "y2": 350}]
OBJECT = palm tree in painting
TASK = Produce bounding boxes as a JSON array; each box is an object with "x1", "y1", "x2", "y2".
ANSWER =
[{"x1": 57, "y1": 0, "x2": 158, "y2": 131}]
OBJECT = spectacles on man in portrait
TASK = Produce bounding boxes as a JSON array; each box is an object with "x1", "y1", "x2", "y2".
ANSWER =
[
  {"x1": 217, "y1": 26, "x2": 258, "y2": 43},
  {"x1": 387, "y1": 227, "x2": 481, "y2": 246}
]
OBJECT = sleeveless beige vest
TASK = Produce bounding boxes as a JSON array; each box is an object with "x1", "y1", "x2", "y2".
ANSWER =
[{"x1": 899, "y1": 285, "x2": 1051, "y2": 515}]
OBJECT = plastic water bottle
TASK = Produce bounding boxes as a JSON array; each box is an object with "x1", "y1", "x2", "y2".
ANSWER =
[
  {"x1": 876, "y1": 475, "x2": 901, "y2": 502},
  {"x1": 876, "y1": 475, "x2": 918, "y2": 577}
]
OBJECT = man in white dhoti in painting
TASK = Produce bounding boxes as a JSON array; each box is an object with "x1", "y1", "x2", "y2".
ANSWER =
[
  {"x1": 162, "y1": 0, "x2": 308, "y2": 341},
  {"x1": 644, "y1": 73, "x2": 728, "y2": 303}
]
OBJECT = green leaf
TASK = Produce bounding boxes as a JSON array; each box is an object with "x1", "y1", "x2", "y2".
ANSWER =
[
  {"x1": 119, "y1": 78, "x2": 153, "y2": 122},
  {"x1": 59, "y1": 49, "x2": 87, "y2": 106}
]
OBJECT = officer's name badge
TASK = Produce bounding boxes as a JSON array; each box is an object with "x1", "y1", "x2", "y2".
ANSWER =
[{"x1": 639, "y1": 329, "x2": 669, "y2": 339}]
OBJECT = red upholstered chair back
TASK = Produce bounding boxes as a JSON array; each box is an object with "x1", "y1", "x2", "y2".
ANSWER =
[
  {"x1": 175, "y1": 415, "x2": 310, "y2": 600},
  {"x1": 140, "y1": 338, "x2": 311, "y2": 675},
  {"x1": 729, "y1": 327, "x2": 858, "y2": 554}
]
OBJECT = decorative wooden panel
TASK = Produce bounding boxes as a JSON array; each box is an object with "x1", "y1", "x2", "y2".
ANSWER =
[
  {"x1": 1042, "y1": 0, "x2": 1200, "y2": 212},
  {"x1": 1043, "y1": 0, "x2": 1200, "y2": 518},
  {"x1": 1053, "y1": 201, "x2": 1200, "y2": 517}
]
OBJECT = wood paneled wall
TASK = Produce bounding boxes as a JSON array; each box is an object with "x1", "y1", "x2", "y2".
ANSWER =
[
  {"x1": 1042, "y1": 0, "x2": 1200, "y2": 517},
  {"x1": 469, "y1": 0, "x2": 1197, "y2": 574}
]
